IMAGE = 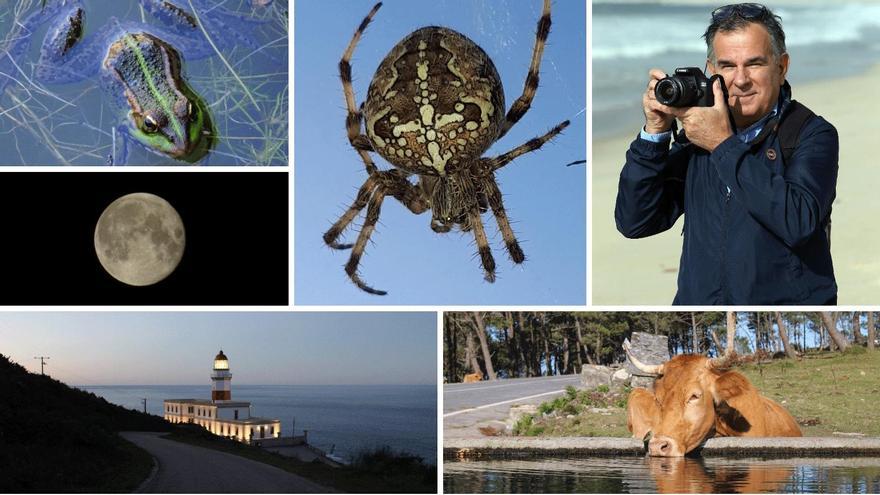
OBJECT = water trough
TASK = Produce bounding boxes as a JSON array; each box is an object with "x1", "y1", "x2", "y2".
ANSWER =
[{"x1": 445, "y1": 436, "x2": 880, "y2": 459}]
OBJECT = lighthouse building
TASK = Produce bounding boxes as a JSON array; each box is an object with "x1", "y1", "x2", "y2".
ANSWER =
[{"x1": 164, "y1": 350, "x2": 281, "y2": 444}]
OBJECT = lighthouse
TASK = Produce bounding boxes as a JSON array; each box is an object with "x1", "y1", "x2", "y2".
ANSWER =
[
  {"x1": 211, "y1": 350, "x2": 232, "y2": 401},
  {"x1": 164, "y1": 350, "x2": 281, "y2": 444}
]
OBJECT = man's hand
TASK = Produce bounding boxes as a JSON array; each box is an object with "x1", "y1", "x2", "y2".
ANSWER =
[
  {"x1": 668, "y1": 79, "x2": 733, "y2": 152},
  {"x1": 642, "y1": 69, "x2": 676, "y2": 134}
]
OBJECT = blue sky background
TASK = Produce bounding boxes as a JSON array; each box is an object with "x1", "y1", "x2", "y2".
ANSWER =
[
  {"x1": 294, "y1": 0, "x2": 586, "y2": 305},
  {"x1": 0, "y1": 312, "x2": 436, "y2": 386}
]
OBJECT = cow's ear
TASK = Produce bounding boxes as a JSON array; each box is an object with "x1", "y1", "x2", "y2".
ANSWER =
[
  {"x1": 709, "y1": 370, "x2": 752, "y2": 403},
  {"x1": 715, "y1": 400, "x2": 751, "y2": 434}
]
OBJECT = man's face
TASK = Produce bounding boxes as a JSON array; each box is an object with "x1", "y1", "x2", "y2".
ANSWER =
[{"x1": 707, "y1": 22, "x2": 789, "y2": 129}]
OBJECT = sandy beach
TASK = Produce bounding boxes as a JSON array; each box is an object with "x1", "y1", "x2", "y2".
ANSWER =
[{"x1": 592, "y1": 64, "x2": 880, "y2": 305}]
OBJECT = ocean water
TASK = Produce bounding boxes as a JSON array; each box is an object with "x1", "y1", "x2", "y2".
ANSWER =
[
  {"x1": 593, "y1": 2, "x2": 880, "y2": 138},
  {"x1": 81, "y1": 384, "x2": 437, "y2": 464}
]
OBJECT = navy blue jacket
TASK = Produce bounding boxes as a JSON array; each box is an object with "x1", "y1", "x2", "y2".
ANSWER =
[{"x1": 615, "y1": 86, "x2": 838, "y2": 305}]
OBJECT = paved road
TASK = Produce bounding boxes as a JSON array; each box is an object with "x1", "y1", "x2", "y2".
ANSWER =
[
  {"x1": 444, "y1": 374, "x2": 582, "y2": 439},
  {"x1": 121, "y1": 432, "x2": 332, "y2": 493}
]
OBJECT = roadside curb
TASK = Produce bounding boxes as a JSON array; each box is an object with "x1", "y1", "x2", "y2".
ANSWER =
[
  {"x1": 444, "y1": 436, "x2": 880, "y2": 459},
  {"x1": 133, "y1": 454, "x2": 159, "y2": 493}
]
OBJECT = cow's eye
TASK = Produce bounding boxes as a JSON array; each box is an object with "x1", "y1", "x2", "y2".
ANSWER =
[{"x1": 688, "y1": 392, "x2": 702, "y2": 403}]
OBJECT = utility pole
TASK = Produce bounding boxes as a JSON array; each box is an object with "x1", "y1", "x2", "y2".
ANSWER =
[
  {"x1": 33, "y1": 356, "x2": 50, "y2": 375},
  {"x1": 141, "y1": 398, "x2": 147, "y2": 413}
]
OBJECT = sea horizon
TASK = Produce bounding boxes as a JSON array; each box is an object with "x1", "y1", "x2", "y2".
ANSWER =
[{"x1": 80, "y1": 384, "x2": 437, "y2": 464}]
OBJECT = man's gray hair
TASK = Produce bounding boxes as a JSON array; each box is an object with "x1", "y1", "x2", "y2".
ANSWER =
[{"x1": 703, "y1": 4, "x2": 786, "y2": 63}]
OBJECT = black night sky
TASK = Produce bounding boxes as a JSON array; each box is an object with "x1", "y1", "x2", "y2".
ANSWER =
[{"x1": 0, "y1": 172, "x2": 288, "y2": 305}]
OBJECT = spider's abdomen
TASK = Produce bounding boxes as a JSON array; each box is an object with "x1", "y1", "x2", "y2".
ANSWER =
[{"x1": 363, "y1": 27, "x2": 505, "y2": 176}]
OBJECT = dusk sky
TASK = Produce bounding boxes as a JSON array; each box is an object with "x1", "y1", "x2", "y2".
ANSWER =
[{"x1": 0, "y1": 312, "x2": 436, "y2": 386}]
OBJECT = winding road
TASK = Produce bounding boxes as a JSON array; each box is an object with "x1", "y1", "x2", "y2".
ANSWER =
[
  {"x1": 121, "y1": 432, "x2": 332, "y2": 493},
  {"x1": 444, "y1": 374, "x2": 582, "y2": 438}
]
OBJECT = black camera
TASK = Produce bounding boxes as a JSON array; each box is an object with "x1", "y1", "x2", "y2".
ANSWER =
[{"x1": 654, "y1": 67, "x2": 725, "y2": 107}]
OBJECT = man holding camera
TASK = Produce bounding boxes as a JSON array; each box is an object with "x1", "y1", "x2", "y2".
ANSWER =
[{"x1": 615, "y1": 3, "x2": 838, "y2": 305}]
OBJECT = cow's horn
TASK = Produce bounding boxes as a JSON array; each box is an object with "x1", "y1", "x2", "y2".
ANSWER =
[
  {"x1": 708, "y1": 351, "x2": 736, "y2": 370},
  {"x1": 624, "y1": 338, "x2": 663, "y2": 375}
]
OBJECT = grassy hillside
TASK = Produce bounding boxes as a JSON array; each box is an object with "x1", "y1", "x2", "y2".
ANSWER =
[
  {"x1": 0, "y1": 353, "x2": 171, "y2": 492},
  {"x1": 738, "y1": 347, "x2": 880, "y2": 436},
  {"x1": 515, "y1": 349, "x2": 880, "y2": 438}
]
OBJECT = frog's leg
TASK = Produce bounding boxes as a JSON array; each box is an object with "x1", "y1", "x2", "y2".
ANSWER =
[
  {"x1": 0, "y1": 1, "x2": 85, "y2": 98},
  {"x1": 33, "y1": 4, "x2": 108, "y2": 85},
  {"x1": 139, "y1": 0, "x2": 272, "y2": 55}
]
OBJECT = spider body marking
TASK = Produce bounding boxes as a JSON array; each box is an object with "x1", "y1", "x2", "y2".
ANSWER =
[
  {"x1": 327, "y1": 0, "x2": 569, "y2": 295},
  {"x1": 364, "y1": 27, "x2": 505, "y2": 177}
]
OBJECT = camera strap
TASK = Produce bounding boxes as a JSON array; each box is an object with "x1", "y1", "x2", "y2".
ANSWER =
[
  {"x1": 776, "y1": 100, "x2": 815, "y2": 164},
  {"x1": 762, "y1": 100, "x2": 831, "y2": 246}
]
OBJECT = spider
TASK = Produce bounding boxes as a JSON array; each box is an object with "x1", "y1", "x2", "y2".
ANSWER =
[{"x1": 325, "y1": 0, "x2": 569, "y2": 295}]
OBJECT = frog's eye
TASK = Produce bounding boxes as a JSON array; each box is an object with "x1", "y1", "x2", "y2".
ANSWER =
[{"x1": 143, "y1": 115, "x2": 159, "y2": 133}]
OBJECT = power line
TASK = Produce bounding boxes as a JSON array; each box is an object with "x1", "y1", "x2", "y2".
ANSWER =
[{"x1": 33, "y1": 356, "x2": 50, "y2": 375}]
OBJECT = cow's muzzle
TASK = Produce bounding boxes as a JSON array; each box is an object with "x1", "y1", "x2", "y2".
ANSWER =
[{"x1": 647, "y1": 435, "x2": 684, "y2": 457}]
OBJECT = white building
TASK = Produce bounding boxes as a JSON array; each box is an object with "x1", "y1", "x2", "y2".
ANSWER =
[{"x1": 164, "y1": 350, "x2": 281, "y2": 444}]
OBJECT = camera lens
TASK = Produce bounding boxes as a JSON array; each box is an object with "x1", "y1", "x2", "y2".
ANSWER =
[
  {"x1": 655, "y1": 76, "x2": 701, "y2": 107},
  {"x1": 655, "y1": 79, "x2": 680, "y2": 105}
]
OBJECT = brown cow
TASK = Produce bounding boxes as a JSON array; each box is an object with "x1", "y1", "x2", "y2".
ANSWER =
[
  {"x1": 462, "y1": 372, "x2": 482, "y2": 383},
  {"x1": 624, "y1": 340, "x2": 801, "y2": 457}
]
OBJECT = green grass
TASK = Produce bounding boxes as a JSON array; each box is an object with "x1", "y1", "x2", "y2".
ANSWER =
[
  {"x1": 167, "y1": 425, "x2": 437, "y2": 493},
  {"x1": 513, "y1": 385, "x2": 631, "y2": 437},
  {"x1": 514, "y1": 349, "x2": 880, "y2": 438},
  {"x1": 737, "y1": 347, "x2": 880, "y2": 436}
]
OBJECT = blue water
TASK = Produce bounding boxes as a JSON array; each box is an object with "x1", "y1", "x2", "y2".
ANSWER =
[
  {"x1": 593, "y1": 2, "x2": 880, "y2": 138},
  {"x1": 445, "y1": 456, "x2": 880, "y2": 493},
  {"x1": 81, "y1": 384, "x2": 437, "y2": 464}
]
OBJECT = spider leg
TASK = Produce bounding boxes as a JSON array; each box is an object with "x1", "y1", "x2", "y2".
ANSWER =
[
  {"x1": 468, "y1": 205, "x2": 497, "y2": 283},
  {"x1": 481, "y1": 120, "x2": 569, "y2": 173},
  {"x1": 323, "y1": 174, "x2": 379, "y2": 250},
  {"x1": 386, "y1": 169, "x2": 430, "y2": 215},
  {"x1": 498, "y1": 0, "x2": 552, "y2": 140},
  {"x1": 339, "y1": 2, "x2": 382, "y2": 175},
  {"x1": 345, "y1": 187, "x2": 388, "y2": 295},
  {"x1": 483, "y1": 177, "x2": 525, "y2": 264}
]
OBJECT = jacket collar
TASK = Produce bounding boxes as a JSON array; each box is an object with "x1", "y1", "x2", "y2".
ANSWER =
[{"x1": 748, "y1": 80, "x2": 794, "y2": 146}]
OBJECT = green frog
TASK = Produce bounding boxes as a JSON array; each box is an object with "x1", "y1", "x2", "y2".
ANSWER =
[
  {"x1": 0, "y1": 0, "x2": 271, "y2": 164},
  {"x1": 102, "y1": 31, "x2": 214, "y2": 163}
]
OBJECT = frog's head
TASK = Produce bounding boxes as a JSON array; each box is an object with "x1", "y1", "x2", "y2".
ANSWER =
[{"x1": 105, "y1": 33, "x2": 214, "y2": 162}]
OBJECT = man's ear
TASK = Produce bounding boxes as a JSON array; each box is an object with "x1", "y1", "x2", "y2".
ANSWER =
[
  {"x1": 778, "y1": 52, "x2": 790, "y2": 82},
  {"x1": 706, "y1": 58, "x2": 716, "y2": 76}
]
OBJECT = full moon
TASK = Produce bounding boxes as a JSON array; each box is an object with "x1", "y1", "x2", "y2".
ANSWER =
[{"x1": 94, "y1": 193, "x2": 185, "y2": 286}]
